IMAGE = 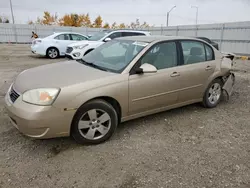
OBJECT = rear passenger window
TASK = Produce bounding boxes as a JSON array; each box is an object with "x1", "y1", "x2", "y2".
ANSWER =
[
  {"x1": 205, "y1": 44, "x2": 214, "y2": 61},
  {"x1": 54, "y1": 34, "x2": 70, "y2": 40},
  {"x1": 181, "y1": 41, "x2": 206, "y2": 65}
]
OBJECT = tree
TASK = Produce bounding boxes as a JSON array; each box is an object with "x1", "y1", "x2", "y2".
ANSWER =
[
  {"x1": 111, "y1": 22, "x2": 117, "y2": 29},
  {"x1": 59, "y1": 14, "x2": 84, "y2": 27},
  {"x1": 103, "y1": 23, "x2": 110, "y2": 29},
  {"x1": 140, "y1": 21, "x2": 150, "y2": 28},
  {"x1": 93, "y1": 15, "x2": 103, "y2": 28},
  {"x1": 119, "y1": 23, "x2": 126, "y2": 29},
  {"x1": 36, "y1": 11, "x2": 57, "y2": 25},
  {"x1": 28, "y1": 20, "x2": 34, "y2": 25},
  {"x1": 0, "y1": 17, "x2": 10, "y2": 23},
  {"x1": 82, "y1": 13, "x2": 91, "y2": 27}
]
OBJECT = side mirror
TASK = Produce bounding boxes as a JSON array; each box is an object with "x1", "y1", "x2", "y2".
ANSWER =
[
  {"x1": 87, "y1": 34, "x2": 92, "y2": 38},
  {"x1": 104, "y1": 37, "x2": 111, "y2": 42},
  {"x1": 136, "y1": 63, "x2": 157, "y2": 74}
]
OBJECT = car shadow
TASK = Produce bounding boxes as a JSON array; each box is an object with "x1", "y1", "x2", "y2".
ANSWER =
[
  {"x1": 28, "y1": 54, "x2": 67, "y2": 60},
  {"x1": 2, "y1": 97, "x2": 231, "y2": 158}
]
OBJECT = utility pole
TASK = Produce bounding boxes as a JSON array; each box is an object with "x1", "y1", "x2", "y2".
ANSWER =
[
  {"x1": 166, "y1": 5, "x2": 176, "y2": 27},
  {"x1": 191, "y1": 6, "x2": 198, "y2": 25},
  {"x1": 9, "y1": 0, "x2": 15, "y2": 23}
]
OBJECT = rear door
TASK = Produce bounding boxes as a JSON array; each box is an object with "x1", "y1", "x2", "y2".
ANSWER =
[
  {"x1": 177, "y1": 40, "x2": 217, "y2": 103},
  {"x1": 54, "y1": 34, "x2": 72, "y2": 55}
]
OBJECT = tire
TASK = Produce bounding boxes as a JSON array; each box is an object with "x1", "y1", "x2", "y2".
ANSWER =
[
  {"x1": 71, "y1": 99, "x2": 118, "y2": 145},
  {"x1": 203, "y1": 78, "x2": 223, "y2": 108},
  {"x1": 46, "y1": 47, "x2": 59, "y2": 59}
]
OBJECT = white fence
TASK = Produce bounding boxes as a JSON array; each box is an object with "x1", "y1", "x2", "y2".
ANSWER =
[{"x1": 0, "y1": 21, "x2": 250, "y2": 54}]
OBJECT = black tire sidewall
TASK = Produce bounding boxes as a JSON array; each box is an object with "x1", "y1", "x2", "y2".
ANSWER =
[
  {"x1": 71, "y1": 100, "x2": 118, "y2": 145},
  {"x1": 203, "y1": 79, "x2": 223, "y2": 108},
  {"x1": 46, "y1": 47, "x2": 59, "y2": 59}
]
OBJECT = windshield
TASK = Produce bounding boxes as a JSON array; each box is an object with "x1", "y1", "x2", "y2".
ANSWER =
[
  {"x1": 81, "y1": 40, "x2": 149, "y2": 73},
  {"x1": 88, "y1": 31, "x2": 110, "y2": 41}
]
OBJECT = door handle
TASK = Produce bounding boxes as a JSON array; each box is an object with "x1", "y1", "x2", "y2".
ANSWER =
[
  {"x1": 170, "y1": 72, "x2": 180, "y2": 77},
  {"x1": 205, "y1": 66, "x2": 212, "y2": 71}
]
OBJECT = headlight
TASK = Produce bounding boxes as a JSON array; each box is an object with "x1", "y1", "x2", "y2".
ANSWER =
[
  {"x1": 22, "y1": 88, "x2": 60, "y2": 106},
  {"x1": 73, "y1": 44, "x2": 89, "y2": 49}
]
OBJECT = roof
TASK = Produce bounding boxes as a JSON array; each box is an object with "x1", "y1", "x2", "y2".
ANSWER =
[
  {"x1": 101, "y1": 29, "x2": 150, "y2": 33},
  {"x1": 116, "y1": 35, "x2": 198, "y2": 43},
  {"x1": 51, "y1": 32, "x2": 87, "y2": 36}
]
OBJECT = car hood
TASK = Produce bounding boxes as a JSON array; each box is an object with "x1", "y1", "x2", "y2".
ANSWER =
[
  {"x1": 13, "y1": 60, "x2": 115, "y2": 93},
  {"x1": 68, "y1": 40, "x2": 102, "y2": 47}
]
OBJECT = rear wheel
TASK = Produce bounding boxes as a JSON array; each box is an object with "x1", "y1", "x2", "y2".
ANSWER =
[
  {"x1": 71, "y1": 99, "x2": 118, "y2": 145},
  {"x1": 46, "y1": 47, "x2": 59, "y2": 59},
  {"x1": 203, "y1": 79, "x2": 223, "y2": 108}
]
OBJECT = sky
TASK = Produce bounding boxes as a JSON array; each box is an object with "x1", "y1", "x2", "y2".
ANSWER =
[{"x1": 0, "y1": 0, "x2": 250, "y2": 26}]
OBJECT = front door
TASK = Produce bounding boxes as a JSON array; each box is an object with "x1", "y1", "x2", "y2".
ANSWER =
[
  {"x1": 177, "y1": 40, "x2": 218, "y2": 102},
  {"x1": 128, "y1": 41, "x2": 181, "y2": 115}
]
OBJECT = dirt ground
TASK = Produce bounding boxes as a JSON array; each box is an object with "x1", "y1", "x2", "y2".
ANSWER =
[{"x1": 0, "y1": 44, "x2": 249, "y2": 188}]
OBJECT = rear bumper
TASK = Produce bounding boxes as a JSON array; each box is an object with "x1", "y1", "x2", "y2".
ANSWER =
[
  {"x1": 31, "y1": 45, "x2": 46, "y2": 56},
  {"x1": 222, "y1": 72, "x2": 235, "y2": 100}
]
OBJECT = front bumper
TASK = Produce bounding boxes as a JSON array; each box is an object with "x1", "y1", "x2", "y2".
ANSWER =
[
  {"x1": 4, "y1": 90, "x2": 75, "y2": 139},
  {"x1": 65, "y1": 48, "x2": 84, "y2": 60}
]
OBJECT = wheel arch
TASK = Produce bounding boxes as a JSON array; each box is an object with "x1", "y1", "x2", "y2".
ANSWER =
[
  {"x1": 46, "y1": 46, "x2": 60, "y2": 55},
  {"x1": 84, "y1": 48, "x2": 94, "y2": 56},
  {"x1": 70, "y1": 96, "x2": 122, "y2": 135}
]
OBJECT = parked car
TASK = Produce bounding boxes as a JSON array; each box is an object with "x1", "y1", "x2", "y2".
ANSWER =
[
  {"x1": 65, "y1": 29, "x2": 151, "y2": 60},
  {"x1": 31, "y1": 32, "x2": 89, "y2": 59},
  {"x1": 196, "y1": 37, "x2": 219, "y2": 50},
  {"x1": 5, "y1": 36, "x2": 235, "y2": 145}
]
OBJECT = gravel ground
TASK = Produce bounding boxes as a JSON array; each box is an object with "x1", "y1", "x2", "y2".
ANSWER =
[{"x1": 0, "y1": 44, "x2": 250, "y2": 188}]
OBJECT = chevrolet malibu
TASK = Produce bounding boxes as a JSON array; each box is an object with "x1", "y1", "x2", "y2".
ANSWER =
[{"x1": 5, "y1": 36, "x2": 235, "y2": 145}]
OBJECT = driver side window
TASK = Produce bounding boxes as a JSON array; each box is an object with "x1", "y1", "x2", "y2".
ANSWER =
[{"x1": 140, "y1": 42, "x2": 177, "y2": 70}]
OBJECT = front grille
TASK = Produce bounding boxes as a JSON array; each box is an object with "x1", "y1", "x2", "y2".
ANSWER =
[
  {"x1": 66, "y1": 47, "x2": 73, "y2": 54},
  {"x1": 9, "y1": 87, "x2": 20, "y2": 103}
]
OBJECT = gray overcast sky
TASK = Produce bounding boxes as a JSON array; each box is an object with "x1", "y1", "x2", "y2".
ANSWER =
[{"x1": 0, "y1": 0, "x2": 250, "y2": 26}]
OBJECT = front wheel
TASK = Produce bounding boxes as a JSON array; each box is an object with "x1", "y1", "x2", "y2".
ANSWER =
[
  {"x1": 71, "y1": 99, "x2": 118, "y2": 145},
  {"x1": 203, "y1": 79, "x2": 223, "y2": 108}
]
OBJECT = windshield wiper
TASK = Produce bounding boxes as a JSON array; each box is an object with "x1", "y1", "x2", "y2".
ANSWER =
[{"x1": 77, "y1": 59, "x2": 108, "y2": 72}]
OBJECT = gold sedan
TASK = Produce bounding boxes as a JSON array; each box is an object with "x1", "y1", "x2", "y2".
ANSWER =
[{"x1": 5, "y1": 36, "x2": 235, "y2": 144}]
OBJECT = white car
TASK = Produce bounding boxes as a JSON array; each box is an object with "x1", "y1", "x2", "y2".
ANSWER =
[
  {"x1": 65, "y1": 29, "x2": 151, "y2": 59},
  {"x1": 31, "y1": 32, "x2": 88, "y2": 59}
]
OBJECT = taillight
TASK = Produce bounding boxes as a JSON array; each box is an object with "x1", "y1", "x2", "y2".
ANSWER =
[{"x1": 34, "y1": 40, "x2": 42, "y2": 45}]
